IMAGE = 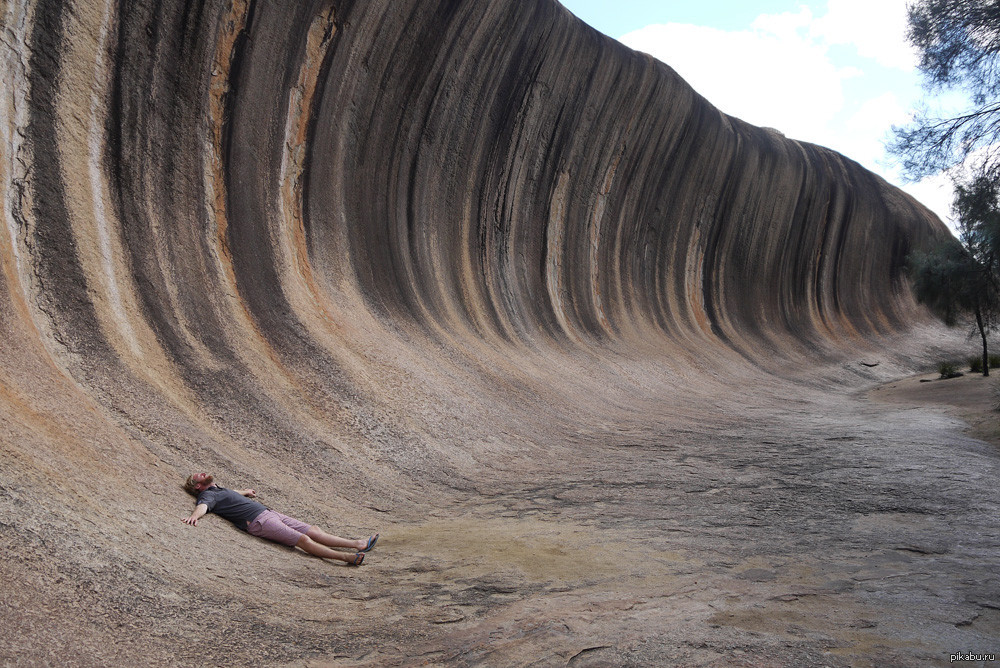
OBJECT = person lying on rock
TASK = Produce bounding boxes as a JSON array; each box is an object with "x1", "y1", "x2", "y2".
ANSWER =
[{"x1": 182, "y1": 472, "x2": 378, "y2": 566}]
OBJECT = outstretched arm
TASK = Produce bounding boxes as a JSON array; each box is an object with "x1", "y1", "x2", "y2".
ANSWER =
[{"x1": 183, "y1": 503, "x2": 208, "y2": 526}]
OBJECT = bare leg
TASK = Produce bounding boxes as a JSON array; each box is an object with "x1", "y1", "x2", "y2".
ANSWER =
[
  {"x1": 306, "y1": 526, "x2": 368, "y2": 551},
  {"x1": 296, "y1": 534, "x2": 362, "y2": 564}
]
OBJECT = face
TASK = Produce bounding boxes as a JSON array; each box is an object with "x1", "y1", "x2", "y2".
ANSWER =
[{"x1": 191, "y1": 472, "x2": 214, "y2": 491}]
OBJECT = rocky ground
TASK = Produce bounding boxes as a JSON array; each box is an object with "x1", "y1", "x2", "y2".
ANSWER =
[
  {"x1": 331, "y1": 366, "x2": 1000, "y2": 667},
  {"x1": 7, "y1": 348, "x2": 997, "y2": 667}
]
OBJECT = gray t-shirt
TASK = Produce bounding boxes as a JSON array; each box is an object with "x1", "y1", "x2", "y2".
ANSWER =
[{"x1": 196, "y1": 486, "x2": 267, "y2": 531}]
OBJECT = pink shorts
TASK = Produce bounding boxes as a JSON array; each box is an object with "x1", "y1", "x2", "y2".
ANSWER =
[{"x1": 247, "y1": 509, "x2": 311, "y2": 546}]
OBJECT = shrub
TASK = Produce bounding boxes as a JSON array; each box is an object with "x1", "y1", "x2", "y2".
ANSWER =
[
  {"x1": 967, "y1": 354, "x2": 1000, "y2": 372},
  {"x1": 970, "y1": 356, "x2": 984, "y2": 373},
  {"x1": 939, "y1": 361, "x2": 963, "y2": 378}
]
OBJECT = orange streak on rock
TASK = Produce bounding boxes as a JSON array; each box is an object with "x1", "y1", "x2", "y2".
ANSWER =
[{"x1": 279, "y1": 2, "x2": 338, "y2": 332}]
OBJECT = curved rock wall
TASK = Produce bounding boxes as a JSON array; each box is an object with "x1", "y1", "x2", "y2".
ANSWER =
[
  {"x1": 6, "y1": 0, "x2": 943, "y2": 377},
  {"x1": 0, "y1": 0, "x2": 957, "y2": 662}
]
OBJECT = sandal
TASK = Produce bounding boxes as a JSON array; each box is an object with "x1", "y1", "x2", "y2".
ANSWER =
[
  {"x1": 360, "y1": 533, "x2": 379, "y2": 553},
  {"x1": 350, "y1": 552, "x2": 365, "y2": 566}
]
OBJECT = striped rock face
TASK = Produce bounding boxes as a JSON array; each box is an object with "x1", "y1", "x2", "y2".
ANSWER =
[{"x1": 3, "y1": 1, "x2": 991, "y2": 666}]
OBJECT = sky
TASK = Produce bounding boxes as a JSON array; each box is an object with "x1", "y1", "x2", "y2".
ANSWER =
[{"x1": 558, "y1": 0, "x2": 956, "y2": 228}]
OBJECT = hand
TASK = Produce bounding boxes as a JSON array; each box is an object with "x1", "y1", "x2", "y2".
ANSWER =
[
  {"x1": 243, "y1": 489, "x2": 257, "y2": 498},
  {"x1": 182, "y1": 515, "x2": 199, "y2": 526}
]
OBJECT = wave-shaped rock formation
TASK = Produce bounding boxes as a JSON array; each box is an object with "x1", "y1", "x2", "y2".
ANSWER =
[{"x1": 5, "y1": 0, "x2": 991, "y2": 665}]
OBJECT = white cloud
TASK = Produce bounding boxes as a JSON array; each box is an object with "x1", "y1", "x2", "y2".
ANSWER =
[
  {"x1": 841, "y1": 92, "x2": 907, "y2": 166},
  {"x1": 750, "y1": 6, "x2": 814, "y2": 39},
  {"x1": 810, "y1": 0, "x2": 917, "y2": 70},
  {"x1": 900, "y1": 173, "x2": 956, "y2": 232},
  {"x1": 619, "y1": 21, "x2": 855, "y2": 144}
]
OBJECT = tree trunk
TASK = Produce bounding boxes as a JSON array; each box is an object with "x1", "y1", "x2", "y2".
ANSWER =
[{"x1": 976, "y1": 305, "x2": 989, "y2": 376}]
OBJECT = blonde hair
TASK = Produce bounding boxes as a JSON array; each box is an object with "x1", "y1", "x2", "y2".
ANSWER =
[{"x1": 183, "y1": 474, "x2": 198, "y2": 496}]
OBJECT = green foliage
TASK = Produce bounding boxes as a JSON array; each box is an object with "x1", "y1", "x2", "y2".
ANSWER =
[
  {"x1": 907, "y1": 239, "x2": 985, "y2": 326},
  {"x1": 890, "y1": 0, "x2": 1000, "y2": 178},
  {"x1": 907, "y1": 0, "x2": 1000, "y2": 97},
  {"x1": 938, "y1": 360, "x2": 963, "y2": 378},
  {"x1": 955, "y1": 174, "x2": 1000, "y2": 273},
  {"x1": 953, "y1": 173, "x2": 1000, "y2": 337},
  {"x1": 908, "y1": 173, "x2": 1000, "y2": 376},
  {"x1": 969, "y1": 351, "x2": 1000, "y2": 371},
  {"x1": 969, "y1": 352, "x2": 1000, "y2": 371}
]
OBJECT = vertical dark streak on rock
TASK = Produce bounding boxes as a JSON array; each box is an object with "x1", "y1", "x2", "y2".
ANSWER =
[
  {"x1": 107, "y1": 0, "x2": 191, "y2": 368},
  {"x1": 700, "y1": 122, "x2": 739, "y2": 347},
  {"x1": 300, "y1": 8, "x2": 338, "y2": 260},
  {"x1": 219, "y1": 1, "x2": 420, "y2": 467},
  {"x1": 27, "y1": 0, "x2": 105, "y2": 359},
  {"x1": 220, "y1": 0, "x2": 255, "y2": 169}
]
